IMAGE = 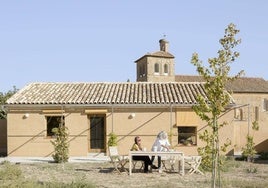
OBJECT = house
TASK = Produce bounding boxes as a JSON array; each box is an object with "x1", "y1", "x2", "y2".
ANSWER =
[
  {"x1": 4, "y1": 39, "x2": 268, "y2": 157},
  {"x1": 176, "y1": 75, "x2": 268, "y2": 155}
]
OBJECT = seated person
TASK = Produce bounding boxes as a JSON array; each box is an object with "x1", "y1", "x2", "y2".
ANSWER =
[
  {"x1": 151, "y1": 131, "x2": 170, "y2": 169},
  {"x1": 131, "y1": 136, "x2": 158, "y2": 173}
]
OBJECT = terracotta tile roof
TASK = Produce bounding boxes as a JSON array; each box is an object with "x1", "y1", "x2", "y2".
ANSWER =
[
  {"x1": 6, "y1": 82, "x2": 207, "y2": 106},
  {"x1": 135, "y1": 51, "x2": 174, "y2": 62},
  {"x1": 226, "y1": 77, "x2": 268, "y2": 93},
  {"x1": 175, "y1": 75, "x2": 268, "y2": 93},
  {"x1": 175, "y1": 75, "x2": 204, "y2": 82}
]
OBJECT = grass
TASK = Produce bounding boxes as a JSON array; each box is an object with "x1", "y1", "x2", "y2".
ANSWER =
[
  {"x1": 0, "y1": 160, "x2": 22, "y2": 180},
  {"x1": 0, "y1": 159, "x2": 267, "y2": 187}
]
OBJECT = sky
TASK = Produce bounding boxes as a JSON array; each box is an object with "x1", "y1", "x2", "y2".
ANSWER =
[{"x1": 1, "y1": 1, "x2": 268, "y2": 92}]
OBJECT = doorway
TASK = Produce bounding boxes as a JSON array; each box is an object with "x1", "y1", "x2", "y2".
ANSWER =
[{"x1": 88, "y1": 115, "x2": 105, "y2": 152}]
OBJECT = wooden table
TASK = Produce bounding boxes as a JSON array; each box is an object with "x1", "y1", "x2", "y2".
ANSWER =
[{"x1": 129, "y1": 151, "x2": 184, "y2": 175}]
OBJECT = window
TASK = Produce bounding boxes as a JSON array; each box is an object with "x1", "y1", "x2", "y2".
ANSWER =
[
  {"x1": 254, "y1": 106, "x2": 259, "y2": 121},
  {"x1": 263, "y1": 99, "x2": 268, "y2": 111},
  {"x1": 234, "y1": 108, "x2": 246, "y2": 121},
  {"x1": 164, "y1": 64, "x2": 168, "y2": 74},
  {"x1": 178, "y1": 126, "x2": 197, "y2": 146},
  {"x1": 234, "y1": 109, "x2": 239, "y2": 119},
  {"x1": 239, "y1": 109, "x2": 243, "y2": 120},
  {"x1": 138, "y1": 64, "x2": 146, "y2": 77},
  {"x1": 46, "y1": 116, "x2": 65, "y2": 137},
  {"x1": 154, "y1": 63, "x2": 159, "y2": 74},
  {"x1": 139, "y1": 66, "x2": 143, "y2": 77},
  {"x1": 234, "y1": 108, "x2": 242, "y2": 120}
]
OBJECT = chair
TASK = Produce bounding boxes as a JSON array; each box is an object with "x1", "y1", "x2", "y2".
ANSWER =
[
  {"x1": 108, "y1": 146, "x2": 129, "y2": 173},
  {"x1": 132, "y1": 160, "x2": 144, "y2": 172},
  {"x1": 161, "y1": 155, "x2": 177, "y2": 172},
  {"x1": 184, "y1": 156, "x2": 204, "y2": 175}
]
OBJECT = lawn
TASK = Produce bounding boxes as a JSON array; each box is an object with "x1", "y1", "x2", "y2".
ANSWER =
[{"x1": 0, "y1": 159, "x2": 268, "y2": 188}]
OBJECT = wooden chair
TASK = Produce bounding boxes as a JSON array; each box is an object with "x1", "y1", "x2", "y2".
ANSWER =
[
  {"x1": 132, "y1": 160, "x2": 144, "y2": 172},
  {"x1": 108, "y1": 146, "x2": 129, "y2": 173},
  {"x1": 184, "y1": 156, "x2": 204, "y2": 175}
]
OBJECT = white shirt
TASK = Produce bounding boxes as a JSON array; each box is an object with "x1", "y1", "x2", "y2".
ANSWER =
[{"x1": 151, "y1": 137, "x2": 170, "y2": 152}]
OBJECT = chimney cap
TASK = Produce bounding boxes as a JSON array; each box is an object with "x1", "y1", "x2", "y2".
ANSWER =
[{"x1": 159, "y1": 38, "x2": 168, "y2": 43}]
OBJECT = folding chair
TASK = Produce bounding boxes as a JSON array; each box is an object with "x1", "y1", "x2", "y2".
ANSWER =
[
  {"x1": 108, "y1": 146, "x2": 129, "y2": 173},
  {"x1": 161, "y1": 156, "x2": 168, "y2": 171},
  {"x1": 184, "y1": 156, "x2": 204, "y2": 175},
  {"x1": 132, "y1": 160, "x2": 144, "y2": 172},
  {"x1": 161, "y1": 155, "x2": 177, "y2": 172}
]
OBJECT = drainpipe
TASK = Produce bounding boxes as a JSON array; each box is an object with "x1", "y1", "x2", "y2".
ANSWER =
[
  {"x1": 247, "y1": 104, "x2": 250, "y2": 136},
  {"x1": 170, "y1": 104, "x2": 173, "y2": 132},
  {"x1": 169, "y1": 104, "x2": 173, "y2": 146}
]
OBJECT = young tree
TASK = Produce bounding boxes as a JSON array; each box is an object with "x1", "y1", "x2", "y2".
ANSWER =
[
  {"x1": 51, "y1": 116, "x2": 69, "y2": 163},
  {"x1": 0, "y1": 86, "x2": 18, "y2": 119},
  {"x1": 242, "y1": 121, "x2": 259, "y2": 162},
  {"x1": 191, "y1": 23, "x2": 244, "y2": 188}
]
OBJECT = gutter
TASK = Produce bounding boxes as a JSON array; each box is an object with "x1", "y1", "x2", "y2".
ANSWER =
[{"x1": 3, "y1": 103, "x2": 194, "y2": 111}]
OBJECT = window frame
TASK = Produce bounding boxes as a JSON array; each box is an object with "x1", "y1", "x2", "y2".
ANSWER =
[
  {"x1": 154, "y1": 63, "x2": 160, "y2": 74},
  {"x1": 46, "y1": 116, "x2": 65, "y2": 138},
  {"x1": 164, "y1": 64, "x2": 169, "y2": 75},
  {"x1": 254, "y1": 106, "x2": 259, "y2": 121},
  {"x1": 263, "y1": 99, "x2": 268, "y2": 112},
  {"x1": 177, "y1": 126, "x2": 197, "y2": 146}
]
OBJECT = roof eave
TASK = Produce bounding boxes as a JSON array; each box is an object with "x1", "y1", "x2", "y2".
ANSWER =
[
  {"x1": 4, "y1": 103, "x2": 195, "y2": 111},
  {"x1": 135, "y1": 54, "x2": 174, "y2": 63}
]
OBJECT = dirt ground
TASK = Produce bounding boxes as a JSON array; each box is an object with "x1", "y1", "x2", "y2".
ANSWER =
[
  {"x1": 6, "y1": 159, "x2": 267, "y2": 188},
  {"x1": 0, "y1": 161, "x2": 268, "y2": 188}
]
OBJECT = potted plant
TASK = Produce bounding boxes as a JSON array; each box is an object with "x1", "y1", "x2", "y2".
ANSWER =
[{"x1": 108, "y1": 132, "x2": 118, "y2": 146}]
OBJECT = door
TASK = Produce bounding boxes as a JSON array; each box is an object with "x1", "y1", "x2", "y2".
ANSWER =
[{"x1": 88, "y1": 115, "x2": 105, "y2": 152}]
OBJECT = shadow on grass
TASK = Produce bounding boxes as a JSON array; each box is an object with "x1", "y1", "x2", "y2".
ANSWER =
[
  {"x1": 254, "y1": 159, "x2": 268, "y2": 164},
  {"x1": 75, "y1": 167, "x2": 116, "y2": 174}
]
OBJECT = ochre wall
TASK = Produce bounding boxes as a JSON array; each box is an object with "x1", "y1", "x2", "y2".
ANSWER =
[
  {"x1": 232, "y1": 93, "x2": 268, "y2": 154},
  {"x1": 6, "y1": 92, "x2": 268, "y2": 157},
  {"x1": 108, "y1": 108, "x2": 176, "y2": 155},
  {"x1": 7, "y1": 111, "x2": 89, "y2": 157}
]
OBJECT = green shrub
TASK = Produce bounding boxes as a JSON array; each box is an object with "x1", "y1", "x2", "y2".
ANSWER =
[
  {"x1": 241, "y1": 121, "x2": 259, "y2": 162},
  {"x1": 246, "y1": 166, "x2": 257, "y2": 173},
  {"x1": 51, "y1": 124, "x2": 69, "y2": 163},
  {"x1": 108, "y1": 132, "x2": 117, "y2": 146}
]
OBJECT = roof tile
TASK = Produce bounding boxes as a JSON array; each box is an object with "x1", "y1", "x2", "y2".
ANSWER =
[
  {"x1": 176, "y1": 75, "x2": 268, "y2": 93},
  {"x1": 6, "y1": 82, "x2": 208, "y2": 106}
]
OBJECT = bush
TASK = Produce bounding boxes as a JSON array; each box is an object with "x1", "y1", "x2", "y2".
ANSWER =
[
  {"x1": 108, "y1": 132, "x2": 117, "y2": 146},
  {"x1": 51, "y1": 124, "x2": 69, "y2": 163}
]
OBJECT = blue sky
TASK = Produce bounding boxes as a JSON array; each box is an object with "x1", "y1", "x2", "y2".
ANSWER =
[{"x1": 1, "y1": 1, "x2": 267, "y2": 92}]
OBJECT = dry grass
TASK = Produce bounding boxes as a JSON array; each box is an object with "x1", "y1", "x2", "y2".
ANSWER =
[{"x1": 0, "y1": 159, "x2": 268, "y2": 188}]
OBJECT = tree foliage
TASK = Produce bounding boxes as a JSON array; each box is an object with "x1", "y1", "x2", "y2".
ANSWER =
[
  {"x1": 191, "y1": 23, "x2": 244, "y2": 188},
  {"x1": 242, "y1": 121, "x2": 259, "y2": 162},
  {"x1": 51, "y1": 116, "x2": 69, "y2": 163},
  {"x1": 0, "y1": 86, "x2": 18, "y2": 119}
]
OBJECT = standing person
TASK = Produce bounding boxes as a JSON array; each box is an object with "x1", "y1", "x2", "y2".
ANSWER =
[
  {"x1": 131, "y1": 136, "x2": 158, "y2": 173},
  {"x1": 151, "y1": 131, "x2": 170, "y2": 169}
]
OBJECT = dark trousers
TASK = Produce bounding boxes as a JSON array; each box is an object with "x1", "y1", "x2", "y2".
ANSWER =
[
  {"x1": 132, "y1": 156, "x2": 152, "y2": 172},
  {"x1": 151, "y1": 156, "x2": 161, "y2": 168}
]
